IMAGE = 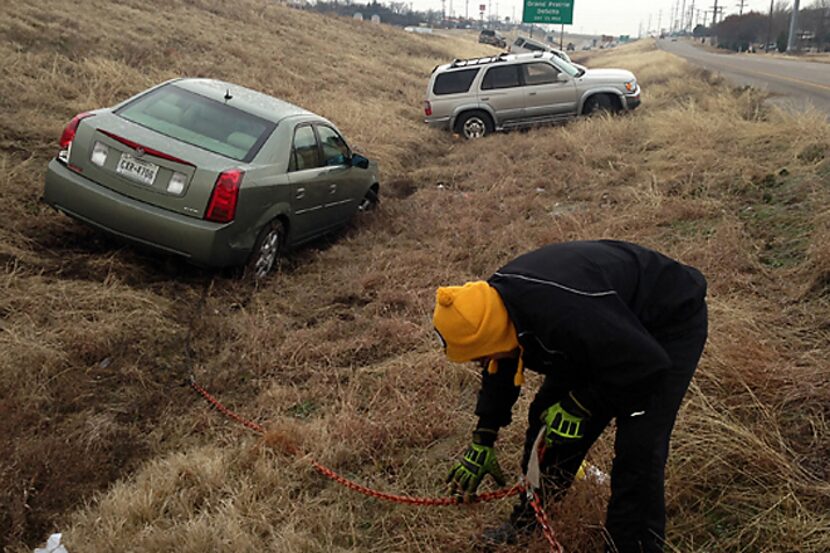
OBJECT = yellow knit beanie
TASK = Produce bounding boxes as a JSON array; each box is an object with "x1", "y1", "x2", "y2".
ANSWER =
[{"x1": 433, "y1": 281, "x2": 524, "y2": 385}]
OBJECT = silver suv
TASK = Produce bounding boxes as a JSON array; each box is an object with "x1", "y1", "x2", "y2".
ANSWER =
[{"x1": 423, "y1": 52, "x2": 641, "y2": 139}]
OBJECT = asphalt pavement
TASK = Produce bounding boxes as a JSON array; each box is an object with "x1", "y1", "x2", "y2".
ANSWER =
[{"x1": 658, "y1": 39, "x2": 830, "y2": 115}]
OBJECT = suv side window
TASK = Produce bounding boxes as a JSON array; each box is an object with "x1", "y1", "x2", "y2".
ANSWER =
[
  {"x1": 290, "y1": 125, "x2": 321, "y2": 171},
  {"x1": 522, "y1": 63, "x2": 560, "y2": 86},
  {"x1": 525, "y1": 41, "x2": 546, "y2": 52},
  {"x1": 481, "y1": 65, "x2": 521, "y2": 90},
  {"x1": 513, "y1": 38, "x2": 525, "y2": 47},
  {"x1": 434, "y1": 69, "x2": 480, "y2": 95},
  {"x1": 317, "y1": 125, "x2": 351, "y2": 166}
]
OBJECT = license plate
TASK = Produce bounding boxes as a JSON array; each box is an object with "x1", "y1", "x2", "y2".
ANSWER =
[{"x1": 116, "y1": 153, "x2": 159, "y2": 186}]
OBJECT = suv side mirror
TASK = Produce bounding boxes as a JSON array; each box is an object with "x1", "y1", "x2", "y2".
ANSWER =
[
  {"x1": 351, "y1": 153, "x2": 370, "y2": 169},
  {"x1": 557, "y1": 73, "x2": 570, "y2": 83}
]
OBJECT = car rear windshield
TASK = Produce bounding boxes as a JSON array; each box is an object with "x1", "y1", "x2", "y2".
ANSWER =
[
  {"x1": 433, "y1": 69, "x2": 480, "y2": 95},
  {"x1": 115, "y1": 84, "x2": 275, "y2": 162}
]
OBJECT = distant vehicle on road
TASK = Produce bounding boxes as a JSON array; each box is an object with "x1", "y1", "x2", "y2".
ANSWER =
[
  {"x1": 479, "y1": 29, "x2": 507, "y2": 48},
  {"x1": 509, "y1": 36, "x2": 573, "y2": 64},
  {"x1": 43, "y1": 78, "x2": 380, "y2": 277},
  {"x1": 423, "y1": 52, "x2": 641, "y2": 139}
]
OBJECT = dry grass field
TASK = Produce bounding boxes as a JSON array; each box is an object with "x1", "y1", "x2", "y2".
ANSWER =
[{"x1": 2, "y1": 1, "x2": 829, "y2": 552}]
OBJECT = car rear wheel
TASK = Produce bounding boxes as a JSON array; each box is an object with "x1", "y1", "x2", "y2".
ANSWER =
[
  {"x1": 584, "y1": 94, "x2": 617, "y2": 115},
  {"x1": 248, "y1": 219, "x2": 284, "y2": 279},
  {"x1": 456, "y1": 111, "x2": 494, "y2": 139}
]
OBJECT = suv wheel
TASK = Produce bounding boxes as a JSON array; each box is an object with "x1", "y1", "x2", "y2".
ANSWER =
[
  {"x1": 456, "y1": 111, "x2": 494, "y2": 139},
  {"x1": 584, "y1": 94, "x2": 617, "y2": 115}
]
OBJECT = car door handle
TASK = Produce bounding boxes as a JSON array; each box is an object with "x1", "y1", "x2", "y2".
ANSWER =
[
  {"x1": 296, "y1": 187, "x2": 305, "y2": 200},
  {"x1": 528, "y1": 92, "x2": 537, "y2": 96},
  {"x1": 329, "y1": 184, "x2": 337, "y2": 195}
]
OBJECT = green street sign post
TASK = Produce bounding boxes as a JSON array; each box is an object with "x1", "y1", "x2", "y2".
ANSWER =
[
  {"x1": 522, "y1": 0, "x2": 573, "y2": 49},
  {"x1": 522, "y1": 0, "x2": 573, "y2": 25}
]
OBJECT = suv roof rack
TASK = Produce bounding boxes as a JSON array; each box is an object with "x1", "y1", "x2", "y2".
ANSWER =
[{"x1": 449, "y1": 53, "x2": 509, "y2": 69}]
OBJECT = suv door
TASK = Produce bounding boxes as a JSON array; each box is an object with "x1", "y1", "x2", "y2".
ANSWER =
[
  {"x1": 287, "y1": 124, "x2": 334, "y2": 242},
  {"x1": 315, "y1": 124, "x2": 361, "y2": 223},
  {"x1": 520, "y1": 62, "x2": 578, "y2": 117},
  {"x1": 478, "y1": 65, "x2": 524, "y2": 124}
]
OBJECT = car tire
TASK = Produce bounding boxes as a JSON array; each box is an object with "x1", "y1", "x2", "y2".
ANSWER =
[
  {"x1": 358, "y1": 186, "x2": 379, "y2": 212},
  {"x1": 456, "y1": 111, "x2": 494, "y2": 139},
  {"x1": 248, "y1": 219, "x2": 284, "y2": 279},
  {"x1": 584, "y1": 94, "x2": 616, "y2": 115}
]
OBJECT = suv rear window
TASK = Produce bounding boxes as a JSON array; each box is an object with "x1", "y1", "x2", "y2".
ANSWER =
[
  {"x1": 433, "y1": 69, "x2": 480, "y2": 95},
  {"x1": 116, "y1": 84, "x2": 275, "y2": 162},
  {"x1": 481, "y1": 66, "x2": 520, "y2": 90}
]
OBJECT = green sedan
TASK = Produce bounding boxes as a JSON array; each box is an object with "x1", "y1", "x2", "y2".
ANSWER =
[{"x1": 43, "y1": 78, "x2": 380, "y2": 277}]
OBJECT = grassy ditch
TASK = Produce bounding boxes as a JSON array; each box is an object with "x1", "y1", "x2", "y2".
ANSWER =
[{"x1": 2, "y1": 1, "x2": 829, "y2": 552}]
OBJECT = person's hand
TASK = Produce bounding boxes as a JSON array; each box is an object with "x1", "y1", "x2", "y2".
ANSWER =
[
  {"x1": 446, "y1": 429, "x2": 505, "y2": 502},
  {"x1": 542, "y1": 392, "x2": 592, "y2": 448}
]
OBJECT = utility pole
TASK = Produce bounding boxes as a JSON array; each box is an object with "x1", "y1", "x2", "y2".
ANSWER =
[
  {"x1": 786, "y1": 0, "x2": 800, "y2": 51},
  {"x1": 736, "y1": 0, "x2": 746, "y2": 16},
  {"x1": 688, "y1": 0, "x2": 696, "y2": 31},
  {"x1": 449, "y1": 0, "x2": 453, "y2": 19},
  {"x1": 466, "y1": 0, "x2": 469, "y2": 20},
  {"x1": 764, "y1": 0, "x2": 773, "y2": 52},
  {"x1": 680, "y1": 0, "x2": 687, "y2": 32}
]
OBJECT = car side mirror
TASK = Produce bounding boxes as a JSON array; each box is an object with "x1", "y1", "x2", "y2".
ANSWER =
[
  {"x1": 557, "y1": 73, "x2": 570, "y2": 83},
  {"x1": 350, "y1": 153, "x2": 370, "y2": 169}
]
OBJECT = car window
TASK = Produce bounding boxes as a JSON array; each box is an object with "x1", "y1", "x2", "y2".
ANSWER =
[
  {"x1": 481, "y1": 65, "x2": 521, "y2": 90},
  {"x1": 317, "y1": 125, "x2": 351, "y2": 166},
  {"x1": 116, "y1": 84, "x2": 275, "y2": 163},
  {"x1": 513, "y1": 38, "x2": 524, "y2": 47},
  {"x1": 433, "y1": 68, "x2": 480, "y2": 95},
  {"x1": 522, "y1": 63, "x2": 560, "y2": 86},
  {"x1": 525, "y1": 42, "x2": 546, "y2": 52},
  {"x1": 290, "y1": 125, "x2": 321, "y2": 171}
]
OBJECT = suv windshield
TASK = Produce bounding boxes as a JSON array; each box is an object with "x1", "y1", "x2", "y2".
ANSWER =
[
  {"x1": 552, "y1": 57, "x2": 584, "y2": 77},
  {"x1": 116, "y1": 84, "x2": 275, "y2": 162}
]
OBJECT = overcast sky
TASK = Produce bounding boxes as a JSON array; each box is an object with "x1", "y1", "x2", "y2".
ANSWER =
[{"x1": 410, "y1": 0, "x2": 788, "y2": 37}]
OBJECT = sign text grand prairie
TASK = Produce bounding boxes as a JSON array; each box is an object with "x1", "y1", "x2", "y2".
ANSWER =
[{"x1": 522, "y1": 0, "x2": 574, "y2": 24}]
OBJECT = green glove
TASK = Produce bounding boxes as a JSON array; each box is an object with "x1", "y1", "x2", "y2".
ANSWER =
[
  {"x1": 446, "y1": 429, "x2": 506, "y2": 501},
  {"x1": 542, "y1": 392, "x2": 592, "y2": 447}
]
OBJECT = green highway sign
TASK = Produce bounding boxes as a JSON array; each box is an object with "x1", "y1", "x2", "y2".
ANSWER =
[{"x1": 522, "y1": 0, "x2": 573, "y2": 24}]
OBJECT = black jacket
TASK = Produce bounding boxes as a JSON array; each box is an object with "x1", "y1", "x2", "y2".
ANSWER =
[{"x1": 476, "y1": 240, "x2": 707, "y2": 430}]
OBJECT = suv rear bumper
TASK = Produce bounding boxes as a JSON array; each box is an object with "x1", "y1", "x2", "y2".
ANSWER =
[
  {"x1": 424, "y1": 115, "x2": 451, "y2": 128},
  {"x1": 43, "y1": 158, "x2": 249, "y2": 267}
]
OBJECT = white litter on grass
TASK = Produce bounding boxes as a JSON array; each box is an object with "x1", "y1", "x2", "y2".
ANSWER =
[{"x1": 34, "y1": 533, "x2": 68, "y2": 553}]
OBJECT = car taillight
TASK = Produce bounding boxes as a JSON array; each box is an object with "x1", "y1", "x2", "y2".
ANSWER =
[
  {"x1": 205, "y1": 169, "x2": 243, "y2": 223},
  {"x1": 423, "y1": 101, "x2": 432, "y2": 117},
  {"x1": 58, "y1": 112, "x2": 93, "y2": 163}
]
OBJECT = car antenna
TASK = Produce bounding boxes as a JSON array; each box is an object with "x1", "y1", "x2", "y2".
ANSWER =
[{"x1": 224, "y1": 88, "x2": 233, "y2": 102}]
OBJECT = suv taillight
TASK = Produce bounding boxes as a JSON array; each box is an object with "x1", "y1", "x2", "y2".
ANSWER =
[
  {"x1": 424, "y1": 101, "x2": 432, "y2": 117},
  {"x1": 205, "y1": 169, "x2": 243, "y2": 223},
  {"x1": 58, "y1": 112, "x2": 93, "y2": 163}
]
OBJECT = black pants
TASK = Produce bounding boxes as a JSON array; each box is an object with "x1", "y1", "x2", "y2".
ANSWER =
[{"x1": 520, "y1": 305, "x2": 708, "y2": 553}]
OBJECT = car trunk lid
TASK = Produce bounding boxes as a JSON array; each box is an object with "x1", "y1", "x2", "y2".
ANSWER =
[{"x1": 67, "y1": 112, "x2": 240, "y2": 219}]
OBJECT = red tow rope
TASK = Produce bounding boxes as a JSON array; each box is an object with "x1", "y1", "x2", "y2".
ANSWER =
[{"x1": 189, "y1": 378, "x2": 564, "y2": 551}]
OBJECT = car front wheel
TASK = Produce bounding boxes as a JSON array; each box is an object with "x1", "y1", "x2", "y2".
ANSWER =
[
  {"x1": 248, "y1": 219, "x2": 284, "y2": 279},
  {"x1": 358, "y1": 186, "x2": 379, "y2": 212},
  {"x1": 583, "y1": 94, "x2": 617, "y2": 115},
  {"x1": 456, "y1": 111, "x2": 494, "y2": 139}
]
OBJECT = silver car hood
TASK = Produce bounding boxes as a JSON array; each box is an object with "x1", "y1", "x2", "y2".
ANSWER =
[{"x1": 579, "y1": 68, "x2": 635, "y2": 83}]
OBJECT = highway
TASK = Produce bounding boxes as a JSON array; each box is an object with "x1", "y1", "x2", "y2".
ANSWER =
[{"x1": 658, "y1": 39, "x2": 830, "y2": 115}]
